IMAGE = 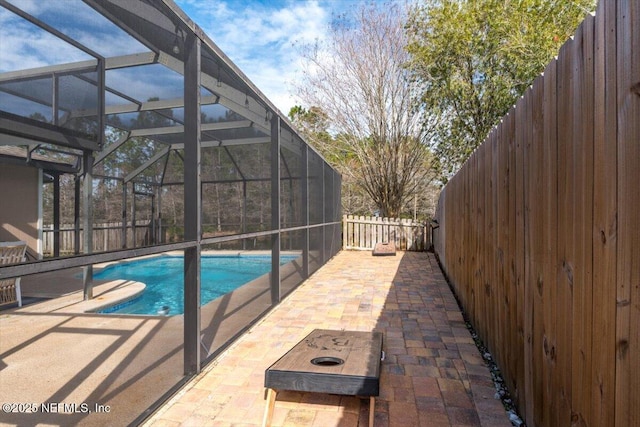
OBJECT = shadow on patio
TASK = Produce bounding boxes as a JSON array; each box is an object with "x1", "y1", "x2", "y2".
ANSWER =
[
  {"x1": 143, "y1": 251, "x2": 511, "y2": 427},
  {"x1": 0, "y1": 263, "x2": 297, "y2": 426},
  {"x1": 0, "y1": 280, "x2": 184, "y2": 427}
]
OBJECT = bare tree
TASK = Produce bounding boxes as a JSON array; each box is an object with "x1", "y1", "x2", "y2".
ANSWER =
[{"x1": 294, "y1": 2, "x2": 433, "y2": 218}]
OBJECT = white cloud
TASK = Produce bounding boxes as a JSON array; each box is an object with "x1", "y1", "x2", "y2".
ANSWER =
[
  {"x1": 176, "y1": 0, "x2": 332, "y2": 114},
  {"x1": 0, "y1": 1, "x2": 149, "y2": 73},
  {"x1": 0, "y1": 7, "x2": 90, "y2": 72}
]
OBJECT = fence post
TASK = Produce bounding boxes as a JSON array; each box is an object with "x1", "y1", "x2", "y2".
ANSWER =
[{"x1": 342, "y1": 215, "x2": 347, "y2": 250}]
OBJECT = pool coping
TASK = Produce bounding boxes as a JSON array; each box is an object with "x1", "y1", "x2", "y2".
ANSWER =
[
  {"x1": 92, "y1": 250, "x2": 302, "y2": 271},
  {"x1": 76, "y1": 280, "x2": 147, "y2": 314}
]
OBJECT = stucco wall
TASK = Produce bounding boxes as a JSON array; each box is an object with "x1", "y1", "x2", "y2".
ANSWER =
[{"x1": 0, "y1": 163, "x2": 40, "y2": 257}]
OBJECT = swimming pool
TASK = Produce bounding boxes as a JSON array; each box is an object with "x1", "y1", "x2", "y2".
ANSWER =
[{"x1": 94, "y1": 254, "x2": 298, "y2": 316}]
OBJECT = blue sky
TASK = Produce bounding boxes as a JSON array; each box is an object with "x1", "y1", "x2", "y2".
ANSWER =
[{"x1": 175, "y1": 0, "x2": 365, "y2": 115}]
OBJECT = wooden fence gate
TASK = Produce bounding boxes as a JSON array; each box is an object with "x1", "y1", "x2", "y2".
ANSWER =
[{"x1": 342, "y1": 215, "x2": 429, "y2": 251}]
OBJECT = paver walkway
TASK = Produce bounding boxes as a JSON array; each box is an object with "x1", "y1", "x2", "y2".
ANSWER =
[{"x1": 143, "y1": 251, "x2": 511, "y2": 427}]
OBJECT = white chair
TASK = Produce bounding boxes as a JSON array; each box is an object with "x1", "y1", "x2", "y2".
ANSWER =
[{"x1": 0, "y1": 241, "x2": 27, "y2": 307}]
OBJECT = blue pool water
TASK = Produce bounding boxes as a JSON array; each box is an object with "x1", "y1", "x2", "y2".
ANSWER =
[{"x1": 95, "y1": 254, "x2": 297, "y2": 316}]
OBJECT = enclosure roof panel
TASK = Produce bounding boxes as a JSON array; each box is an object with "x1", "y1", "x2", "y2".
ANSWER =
[
  {"x1": 0, "y1": 0, "x2": 332, "y2": 181},
  {"x1": 0, "y1": 145, "x2": 73, "y2": 165},
  {"x1": 2, "y1": 0, "x2": 150, "y2": 61}
]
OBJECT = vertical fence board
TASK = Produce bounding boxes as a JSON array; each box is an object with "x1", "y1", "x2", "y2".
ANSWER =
[
  {"x1": 369, "y1": 218, "x2": 378, "y2": 244},
  {"x1": 527, "y1": 75, "x2": 547, "y2": 426},
  {"x1": 496, "y1": 113, "x2": 512, "y2": 395},
  {"x1": 523, "y1": 84, "x2": 534, "y2": 424},
  {"x1": 570, "y1": 17, "x2": 596, "y2": 427},
  {"x1": 506, "y1": 105, "x2": 520, "y2": 403},
  {"x1": 490, "y1": 132, "x2": 498, "y2": 361},
  {"x1": 556, "y1": 38, "x2": 576, "y2": 427},
  {"x1": 482, "y1": 138, "x2": 490, "y2": 361},
  {"x1": 541, "y1": 57, "x2": 559, "y2": 427},
  {"x1": 490, "y1": 129, "x2": 502, "y2": 379},
  {"x1": 616, "y1": 1, "x2": 640, "y2": 426},
  {"x1": 471, "y1": 150, "x2": 480, "y2": 329},
  {"x1": 515, "y1": 90, "x2": 527, "y2": 416},
  {"x1": 471, "y1": 149, "x2": 480, "y2": 340},
  {"x1": 591, "y1": 1, "x2": 618, "y2": 424},
  {"x1": 343, "y1": 216, "x2": 348, "y2": 249},
  {"x1": 480, "y1": 146, "x2": 486, "y2": 340},
  {"x1": 440, "y1": 187, "x2": 446, "y2": 265}
]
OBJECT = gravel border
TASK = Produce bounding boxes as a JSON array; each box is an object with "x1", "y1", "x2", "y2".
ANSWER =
[{"x1": 433, "y1": 252, "x2": 525, "y2": 427}]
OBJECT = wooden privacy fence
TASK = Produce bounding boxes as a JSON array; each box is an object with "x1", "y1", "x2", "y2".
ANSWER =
[
  {"x1": 433, "y1": 2, "x2": 638, "y2": 427},
  {"x1": 42, "y1": 222, "x2": 153, "y2": 255},
  {"x1": 42, "y1": 222, "x2": 298, "y2": 255},
  {"x1": 342, "y1": 215, "x2": 429, "y2": 251}
]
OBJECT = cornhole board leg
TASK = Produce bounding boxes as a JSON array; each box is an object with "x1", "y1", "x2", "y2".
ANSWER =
[
  {"x1": 262, "y1": 388, "x2": 277, "y2": 427},
  {"x1": 369, "y1": 396, "x2": 375, "y2": 427},
  {"x1": 262, "y1": 389, "x2": 374, "y2": 427}
]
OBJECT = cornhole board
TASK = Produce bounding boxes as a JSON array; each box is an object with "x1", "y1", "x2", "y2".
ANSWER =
[
  {"x1": 262, "y1": 329, "x2": 383, "y2": 427},
  {"x1": 373, "y1": 241, "x2": 396, "y2": 256}
]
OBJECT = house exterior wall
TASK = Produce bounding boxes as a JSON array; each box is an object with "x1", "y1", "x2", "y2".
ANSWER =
[{"x1": 0, "y1": 163, "x2": 39, "y2": 256}]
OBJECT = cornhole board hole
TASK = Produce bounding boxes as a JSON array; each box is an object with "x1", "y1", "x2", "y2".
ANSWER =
[
  {"x1": 373, "y1": 241, "x2": 396, "y2": 256},
  {"x1": 263, "y1": 329, "x2": 383, "y2": 427}
]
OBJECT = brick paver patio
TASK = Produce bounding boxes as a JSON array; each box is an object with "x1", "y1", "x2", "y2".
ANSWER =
[{"x1": 143, "y1": 251, "x2": 511, "y2": 427}]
